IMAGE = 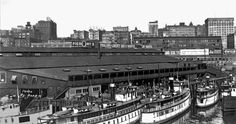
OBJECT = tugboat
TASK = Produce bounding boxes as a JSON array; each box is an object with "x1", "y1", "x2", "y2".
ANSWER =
[
  {"x1": 222, "y1": 74, "x2": 236, "y2": 112},
  {"x1": 140, "y1": 77, "x2": 191, "y2": 124},
  {"x1": 38, "y1": 83, "x2": 144, "y2": 124},
  {"x1": 196, "y1": 75, "x2": 219, "y2": 108}
]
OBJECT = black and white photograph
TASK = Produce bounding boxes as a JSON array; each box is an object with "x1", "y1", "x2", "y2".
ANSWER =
[{"x1": 0, "y1": 0, "x2": 236, "y2": 124}]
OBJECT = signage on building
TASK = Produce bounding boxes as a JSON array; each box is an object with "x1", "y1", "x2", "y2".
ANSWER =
[{"x1": 180, "y1": 49, "x2": 209, "y2": 56}]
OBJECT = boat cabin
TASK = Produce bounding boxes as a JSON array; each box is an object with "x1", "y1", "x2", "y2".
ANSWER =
[{"x1": 0, "y1": 103, "x2": 20, "y2": 117}]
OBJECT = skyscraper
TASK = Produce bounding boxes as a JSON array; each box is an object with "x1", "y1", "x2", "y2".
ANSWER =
[
  {"x1": 205, "y1": 18, "x2": 234, "y2": 48},
  {"x1": 149, "y1": 21, "x2": 158, "y2": 36},
  {"x1": 35, "y1": 17, "x2": 57, "y2": 41}
]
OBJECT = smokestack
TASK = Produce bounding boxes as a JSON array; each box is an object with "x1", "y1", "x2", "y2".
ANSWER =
[{"x1": 109, "y1": 83, "x2": 116, "y2": 101}]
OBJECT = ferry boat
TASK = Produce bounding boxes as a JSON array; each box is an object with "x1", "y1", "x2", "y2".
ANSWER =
[
  {"x1": 140, "y1": 78, "x2": 191, "y2": 124},
  {"x1": 222, "y1": 83, "x2": 236, "y2": 112},
  {"x1": 0, "y1": 101, "x2": 52, "y2": 124},
  {"x1": 196, "y1": 84, "x2": 219, "y2": 108},
  {"x1": 38, "y1": 83, "x2": 144, "y2": 124}
]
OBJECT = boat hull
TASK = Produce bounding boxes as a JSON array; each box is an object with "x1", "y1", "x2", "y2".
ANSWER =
[
  {"x1": 140, "y1": 91, "x2": 191, "y2": 124},
  {"x1": 196, "y1": 90, "x2": 219, "y2": 108}
]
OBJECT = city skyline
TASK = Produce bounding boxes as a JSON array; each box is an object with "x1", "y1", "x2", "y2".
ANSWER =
[{"x1": 0, "y1": 0, "x2": 235, "y2": 37}]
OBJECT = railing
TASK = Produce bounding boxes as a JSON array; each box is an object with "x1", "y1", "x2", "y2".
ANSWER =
[{"x1": 21, "y1": 105, "x2": 50, "y2": 115}]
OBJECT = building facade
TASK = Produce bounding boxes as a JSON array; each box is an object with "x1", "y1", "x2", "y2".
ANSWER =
[
  {"x1": 89, "y1": 29, "x2": 104, "y2": 41},
  {"x1": 149, "y1": 21, "x2": 158, "y2": 36},
  {"x1": 195, "y1": 24, "x2": 206, "y2": 36},
  {"x1": 227, "y1": 33, "x2": 236, "y2": 49},
  {"x1": 164, "y1": 22, "x2": 196, "y2": 37},
  {"x1": 130, "y1": 27, "x2": 142, "y2": 44},
  {"x1": 205, "y1": 18, "x2": 234, "y2": 49},
  {"x1": 113, "y1": 26, "x2": 130, "y2": 44},
  {"x1": 101, "y1": 31, "x2": 115, "y2": 43},
  {"x1": 35, "y1": 17, "x2": 57, "y2": 41},
  {"x1": 133, "y1": 36, "x2": 222, "y2": 54},
  {"x1": 71, "y1": 30, "x2": 89, "y2": 40}
]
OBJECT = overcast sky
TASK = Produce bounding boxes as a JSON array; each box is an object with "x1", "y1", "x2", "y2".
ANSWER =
[{"x1": 0, "y1": 0, "x2": 235, "y2": 37}]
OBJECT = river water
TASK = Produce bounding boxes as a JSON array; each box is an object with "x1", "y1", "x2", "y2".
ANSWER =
[{"x1": 168, "y1": 101, "x2": 236, "y2": 124}]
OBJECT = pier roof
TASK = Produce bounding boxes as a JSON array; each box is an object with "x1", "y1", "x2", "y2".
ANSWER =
[
  {"x1": 0, "y1": 55, "x2": 179, "y2": 70},
  {"x1": 10, "y1": 63, "x2": 177, "y2": 81}
]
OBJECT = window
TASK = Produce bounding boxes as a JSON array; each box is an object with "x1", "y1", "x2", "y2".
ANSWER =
[
  {"x1": 75, "y1": 75, "x2": 83, "y2": 81},
  {"x1": 11, "y1": 75, "x2": 17, "y2": 84},
  {"x1": 76, "y1": 89, "x2": 82, "y2": 94},
  {"x1": 32, "y1": 76, "x2": 37, "y2": 84},
  {"x1": 83, "y1": 88, "x2": 88, "y2": 93},
  {"x1": 19, "y1": 116, "x2": 30, "y2": 123},
  {"x1": 22, "y1": 75, "x2": 28, "y2": 84},
  {"x1": 93, "y1": 87, "x2": 100, "y2": 92},
  {"x1": 71, "y1": 117, "x2": 74, "y2": 122},
  {"x1": 0, "y1": 72, "x2": 6, "y2": 83},
  {"x1": 102, "y1": 73, "x2": 109, "y2": 78}
]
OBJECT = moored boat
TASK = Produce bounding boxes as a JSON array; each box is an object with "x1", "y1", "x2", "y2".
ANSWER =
[
  {"x1": 196, "y1": 86, "x2": 219, "y2": 108},
  {"x1": 140, "y1": 78, "x2": 191, "y2": 124},
  {"x1": 196, "y1": 75, "x2": 219, "y2": 108},
  {"x1": 38, "y1": 84, "x2": 144, "y2": 124}
]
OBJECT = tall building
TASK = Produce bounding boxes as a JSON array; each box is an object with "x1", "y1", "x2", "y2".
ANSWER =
[
  {"x1": 71, "y1": 30, "x2": 89, "y2": 39},
  {"x1": 101, "y1": 31, "x2": 115, "y2": 43},
  {"x1": 89, "y1": 29, "x2": 104, "y2": 41},
  {"x1": 205, "y1": 18, "x2": 234, "y2": 49},
  {"x1": 113, "y1": 26, "x2": 130, "y2": 44},
  {"x1": 149, "y1": 21, "x2": 158, "y2": 36},
  {"x1": 164, "y1": 22, "x2": 196, "y2": 37},
  {"x1": 227, "y1": 33, "x2": 236, "y2": 49},
  {"x1": 35, "y1": 17, "x2": 57, "y2": 41},
  {"x1": 130, "y1": 27, "x2": 142, "y2": 44}
]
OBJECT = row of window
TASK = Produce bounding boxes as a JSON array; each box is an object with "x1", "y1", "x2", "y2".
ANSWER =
[
  {"x1": 69, "y1": 66, "x2": 204, "y2": 81},
  {"x1": 153, "y1": 102, "x2": 186, "y2": 118},
  {"x1": 178, "y1": 57, "x2": 232, "y2": 61},
  {"x1": 0, "y1": 52, "x2": 163, "y2": 57},
  {"x1": 10, "y1": 75, "x2": 46, "y2": 85},
  {"x1": 78, "y1": 110, "x2": 141, "y2": 124},
  {"x1": 75, "y1": 87, "x2": 100, "y2": 94}
]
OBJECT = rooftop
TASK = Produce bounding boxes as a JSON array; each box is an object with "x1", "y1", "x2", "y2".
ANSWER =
[
  {"x1": 0, "y1": 55, "x2": 178, "y2": 70},
  {"x1": 10, "y1": 63, "x2": 177, "y2": 81}
]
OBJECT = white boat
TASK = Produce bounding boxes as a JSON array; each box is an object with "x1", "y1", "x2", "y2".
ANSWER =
[
  {"x1": 38, "y1": 84, "x2": 144, "y2": 124},
  {"x1": 196, "y1": 85, "x2": 219, "y2": 108},
  {"x1": 140, "y1": 78, "x2": 191, "y2": 124},
  {"x1": 0, "y1": 102, "x2": 52, "y2": 124}
]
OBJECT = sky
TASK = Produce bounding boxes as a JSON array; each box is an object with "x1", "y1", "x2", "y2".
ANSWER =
[{"x1": 0, "y1": 0, "x2": 235, "y2": 37}]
